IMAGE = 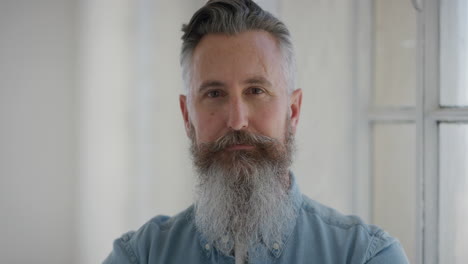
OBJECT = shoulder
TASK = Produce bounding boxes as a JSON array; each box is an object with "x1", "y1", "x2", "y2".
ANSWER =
[
  {"x1": 298, "y1": 195, "x2": 408, "y2": 263},
  {"x1": 301, "y1": 195, "x2": 375, "y2": 231},
  {"x1": 103, "y1": 206, "x2": 196, "y2": 264}
]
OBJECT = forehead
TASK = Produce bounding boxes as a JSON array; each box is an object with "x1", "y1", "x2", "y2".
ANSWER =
[{"x1": 190, "y1": 31, "x2": 285, "y2": 90}]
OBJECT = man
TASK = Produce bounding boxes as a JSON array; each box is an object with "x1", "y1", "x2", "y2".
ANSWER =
[{"x1": 104, "y1": 0, "x2": 409, "y2": 263}]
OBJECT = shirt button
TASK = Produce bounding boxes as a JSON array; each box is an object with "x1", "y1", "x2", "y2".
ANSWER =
[
  {"x1": 205, "y1": 243, "x2": 211, "y2": 250},
  {"x1": 272, "y1": 242, "x2": 280, "y2": 250}
]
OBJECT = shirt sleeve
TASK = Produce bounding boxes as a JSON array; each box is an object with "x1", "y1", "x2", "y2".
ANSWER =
[
  {"x1": 102, "y1": 231, "x2": 139, "y2": 264},
  {"x1": 364, "y1": 242, "x2": 409, "y2": 264}
]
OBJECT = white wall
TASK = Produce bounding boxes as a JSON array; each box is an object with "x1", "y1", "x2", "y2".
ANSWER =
[
  {"x1": 0, "y1": 0, "x2": 77, "y2": 263},
  {"x1": 77, "y1": 1, "x2": 135, "y2": 263},
  {"x1": 76, "y1": 0, "x2": 204, "y2": 262}
]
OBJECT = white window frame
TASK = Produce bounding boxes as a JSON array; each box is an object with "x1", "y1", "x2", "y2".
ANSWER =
[{"x1": 353, "y1": 0, "x2": 468, "y2": 263}]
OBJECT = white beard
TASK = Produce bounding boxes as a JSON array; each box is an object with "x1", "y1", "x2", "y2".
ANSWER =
[
  {"x1": 193, "y1": 160, "x2": 297, "y2": 261},
  {"x1": 189, "y1": 122, "x2": 297, "y2": 262}
]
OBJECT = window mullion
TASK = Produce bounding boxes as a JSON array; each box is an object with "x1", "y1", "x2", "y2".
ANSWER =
[
  {"x1": 422, "y1": 0, "x2": 440, "y2": 263},
  {"x1": 428, "y1": 108, "x2": 468, "y2": 122},
  {"x1": 352, "y1": 0, "x2": 373, "y2": 223},
  {"x1": 415, "y1": 0, "x2": 425, "y2": 262}
]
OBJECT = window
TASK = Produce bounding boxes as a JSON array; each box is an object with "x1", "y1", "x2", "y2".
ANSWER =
[{"x1": 355, "y1": 0, "x2": 468, "y2": 263}]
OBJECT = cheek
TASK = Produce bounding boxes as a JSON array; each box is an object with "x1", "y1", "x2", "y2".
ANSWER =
[
  {"x1": 253, "y1": 104, "x2": 288, "y2": 137},
  {"x1": 193, "y1": 110, "x2": 225, "y2": 142}
]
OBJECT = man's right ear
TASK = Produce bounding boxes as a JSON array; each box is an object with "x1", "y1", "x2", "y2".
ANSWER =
[{"x1": 179, "y1": 95, "x2": 191, "y2": 137}]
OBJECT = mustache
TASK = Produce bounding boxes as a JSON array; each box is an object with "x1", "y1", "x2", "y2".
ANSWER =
[{"x1": 199, "y1": 130, "x2": 277, "y2": 153}]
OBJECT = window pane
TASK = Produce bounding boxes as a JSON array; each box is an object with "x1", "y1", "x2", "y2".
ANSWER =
[
  {"x1": 372, "y1": 123, "x2": 416, "y2": 262},
  {"x1": 374, "y1": 0, "x2": 417, "y2": 107},
  {"x1": 439, "y1": 123, "x2": 468, "y2": 263},
  {"x1": 440, "y1": 1, "x2": 468, "y2": 106},
  {"x1": 372, "y1": 123, "x2": 416, "y2": 263}
]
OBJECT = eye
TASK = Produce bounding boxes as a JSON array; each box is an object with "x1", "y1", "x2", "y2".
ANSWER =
[
  {"x1": 206, "y1": 90, "x2": 223, "y2": 98},
  {"x1": 248, "y1": 87, "x2": 265, "y2": 95}
]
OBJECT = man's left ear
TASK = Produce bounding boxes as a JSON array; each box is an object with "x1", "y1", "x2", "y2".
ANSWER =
[{"x1": 289, "y1": 89, "x2": 303, "y2": 134}]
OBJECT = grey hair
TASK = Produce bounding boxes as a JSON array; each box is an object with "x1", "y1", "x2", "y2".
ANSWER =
[{"x1": 180, "y1": 0, "x2": 297, "y2": 94}]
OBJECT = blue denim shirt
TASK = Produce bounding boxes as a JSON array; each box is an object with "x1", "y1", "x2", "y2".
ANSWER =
[{"x1": 103, "y1": 177, "x2": 408, "y2": 263}]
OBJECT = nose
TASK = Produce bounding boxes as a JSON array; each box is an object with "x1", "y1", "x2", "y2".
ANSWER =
[{"x1": 226, "y1": 97, "x2": 249, "y2": 130}]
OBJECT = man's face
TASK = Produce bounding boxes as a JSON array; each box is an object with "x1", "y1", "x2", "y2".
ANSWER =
[
  {"x1": 180, "y1": 30, "x2": 302, "y2": 148},
  {"x1": 179, "y1": 31, "x2": 302, "y2": 255}
]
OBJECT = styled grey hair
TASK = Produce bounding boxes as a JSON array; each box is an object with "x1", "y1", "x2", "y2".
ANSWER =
[{"x1": 180, "y1": 0, "x2": 297, "y2": 94}]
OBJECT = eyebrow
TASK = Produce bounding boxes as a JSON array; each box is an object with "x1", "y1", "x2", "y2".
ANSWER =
[
  {"x1": 197, "y1": 76, "x2": 272, "y2": 93},
  {"x1": 198, "y1": 80, "x2": 226, "y2": 93}
]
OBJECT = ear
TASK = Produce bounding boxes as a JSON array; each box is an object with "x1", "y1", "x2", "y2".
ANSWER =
[
  {"x1": 289, "y1": 89, "x2": 303, "y2": 134},
  {"x1": 179, "y1": 94, "x2": 191, "y2": 137}
]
